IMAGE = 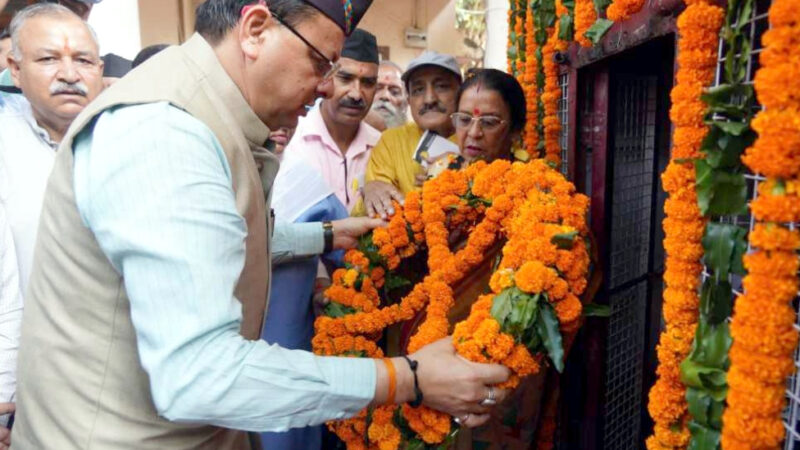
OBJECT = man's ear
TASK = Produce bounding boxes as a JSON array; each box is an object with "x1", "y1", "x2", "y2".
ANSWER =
[
  {"x1": 239, "y1": 4, "x2": 274, "y2": 60},
  {"x1": 8, "y1": 54, "x2": 21, "y2": 89}
]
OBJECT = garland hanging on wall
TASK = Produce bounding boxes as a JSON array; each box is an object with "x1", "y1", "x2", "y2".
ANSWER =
[
  {"x1": 523, "y1": 2, "x2": 540, "y2": 155},
  {"x1": 677, "y1": 0, "x2": 757, "y2": 447},
  {"x1": 721, "y1": 0, "x2": 800, "y2": 447},
  {"x1": 606, "y1": 0, "x2": 645, "y2": 21},
  {"x1": 573, "y1": 0, "x2": 597, "y2": 47},
  {"x1": 646, "y1": 0, "x2": 725, "y2": 448}
]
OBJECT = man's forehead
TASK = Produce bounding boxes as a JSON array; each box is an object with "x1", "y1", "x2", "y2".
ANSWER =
[
  {"x1": 338, "y1": 57, "x2": 378, "y2": 75},
  {"x1": 20, "y1": 16, "x2": 98, "y2": 53},
  {"x1": 378, "y1": 67, "x2": 402, "y2": 84}
]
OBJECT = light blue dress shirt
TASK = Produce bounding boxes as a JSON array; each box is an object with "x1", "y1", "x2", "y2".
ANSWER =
[{"x1": 72, "y1": 101, "x2": 375, "y2": 431}]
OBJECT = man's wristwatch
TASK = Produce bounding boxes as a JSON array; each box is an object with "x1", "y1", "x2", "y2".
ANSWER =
[{"x1": 322, "y1": 221, "x2": 334, "y2": 253}]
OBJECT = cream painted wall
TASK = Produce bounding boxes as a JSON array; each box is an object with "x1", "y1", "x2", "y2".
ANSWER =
[
  {"x1": 126, "y1": 0, "x2": 483, "y2": 73},
  {"x1": 359, "y1": 0, "x2": 467, "y2": 71},
  {"x1": 138, "y1": 0, "x2": 183, "y2": 48}
]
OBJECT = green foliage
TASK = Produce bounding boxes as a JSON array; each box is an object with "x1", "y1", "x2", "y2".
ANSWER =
[
  {"x1": 324, "y1": 302, "x2": 358, "y2": 318},
  {"x1": 592, "y1": 0, "x2": 612, "y2": 15},
  {"x1": 583, "y1": 303, "x2": 611, "y2": 317},
  {"x1": 584, "y1": 19, "x2": 614, "y2": 44},
  {"x1": 694, "y1": 160, "x2": 748, "y2": 216},
  {"x1": 551, "y1": 230, "x2": 579, "y2": 249},
  {"x1": 558, "y1": 13, "x2": 575, "y2": 42},
  {"x1": 537, "y1": 301, "x2": 565, "y2": 372},
  {"x1": 490, "y1": 287, "x2": 565, "y2": 372},
  {"x1": 702, "y1": 223, "x2": 747, "y2": 282},
  {"x1": 683, "y1": 0, "x2": 755, "y2": 448},
  {"x1": 384, "y1": 273, "x2": 412, "y2": 291}
]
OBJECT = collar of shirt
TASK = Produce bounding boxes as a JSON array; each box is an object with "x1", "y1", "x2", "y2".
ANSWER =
[
  {"x1": 24, "y1": 116, "x2": 59, "y2": 151},
  {"x1": 296, "y1": 105, "x2": 380, "y2": 161},
  {"x1": 1, "y1": 95, "x2": 59, "y2": 151}
]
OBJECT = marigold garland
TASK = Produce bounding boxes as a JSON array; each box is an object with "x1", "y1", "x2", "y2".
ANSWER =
[
  {"x1": 606, "y1": 0, "x2": 645, "y2": 22},
  {"x1": 645, "y1": 1, "x2": 723, "y2": 448},
  {"x1": 721, "y1": 0, "x2": 800, "y2": 447},
  {"x1": 523, "y1": 5, "x2": 539, "y2": 155},
  {"x1": 313, "y1": 159, "x2": 590, "y2": 448},
  {"x1": 542, "y1": 26, "x2": 563, "y2": 168},
  {"x1": 574, "y1": 0, "x2": 597, "y2": 47}
]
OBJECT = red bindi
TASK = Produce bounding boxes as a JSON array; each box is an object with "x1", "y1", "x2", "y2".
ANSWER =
[{"x1": 473, "y1": 107, "x2": 481, "y2": 116}]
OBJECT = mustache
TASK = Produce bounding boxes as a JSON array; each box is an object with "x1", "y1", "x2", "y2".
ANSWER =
[
  {"x1": 50, "y1": 80, "x2": 88, "y2": 97},
  {"x1": 371, "y1": 99, "x2": 400, "y2": 116},
  {"x1": 418, "y1": 102, "x2": 447, "y2": 116},
  {"x1": 339, "y1": 97, "x2": 366, "y2": 110}
]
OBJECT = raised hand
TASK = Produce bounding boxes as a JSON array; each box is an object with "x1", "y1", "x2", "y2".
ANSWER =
[
  {"x1": 330, "y1": 217, "x2": 387, "y2": 250},
  {"x1": 363, "y1": 181, "x2": 405, "y2": 219}
]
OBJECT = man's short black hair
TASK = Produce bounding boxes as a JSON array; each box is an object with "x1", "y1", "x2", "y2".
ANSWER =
[{"x1": 195, "y1": 0, "x2": 318, "y2": 45}]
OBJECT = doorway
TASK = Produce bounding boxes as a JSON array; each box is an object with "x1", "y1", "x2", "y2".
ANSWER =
[{"x1": 559, "y1": 35, "x2": 675, "y2": 449}]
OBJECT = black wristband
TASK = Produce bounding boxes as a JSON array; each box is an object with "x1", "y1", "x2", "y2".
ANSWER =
[
  {"x1": 322, "y1": 221, "x2": 334, "y2": 253},
  {"x1": 402, "y1": 355, "x2": 423, "y2": 408}
]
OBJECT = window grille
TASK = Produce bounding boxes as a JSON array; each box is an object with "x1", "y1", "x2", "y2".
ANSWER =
[{"x1": 558, "y1": 73, "x2": 570, "y2": 177}]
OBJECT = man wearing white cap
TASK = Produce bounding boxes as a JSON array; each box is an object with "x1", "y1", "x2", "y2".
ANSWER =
[{"x1": 358, "y1": 51, "x2": 463, "y2": 218}]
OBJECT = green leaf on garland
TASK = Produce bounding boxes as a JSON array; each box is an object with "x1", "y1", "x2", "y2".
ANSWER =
[
  {"x1": 561, "y1": 0, "x2": 575, "y2": 11},
  {"x1": 694, "y1": 160, "x2": 748, "y2": 216},
  {"x1": 591, "y1": 0, "x2": 611, "y2": 14},
  {"x1": 687, "y1": 416, "x2": 722, "y2": 450},
  {"x1": 405, "y1": 439, "x2": 425, "y2": 450},
  {"x1": 680, "y1": 360, "x2": 727, "y2": 397},
  {"x1": 509, "y1": 293, "x2": 540, "y2": 337},
  {"x1": 384, "y1": 273, "x2": 412, "y2": 291},
  {"x1": 490, "y1": 289, "x2": 514, "y2": 326},
  {"x1": 702, "y1": 223, "x2": 747, "y2": 280},
  {"x1": 702, "y1": 223, "x2": 735, "y2": 279},
  {"x1": 584, "y1": 19, "x2": 614, "y2": 45},
  {"x1": 711, "y1": 120, "x2": 749, "y2": 136},
  {"x1": 730, "y1": 226, "x2": 747, "y2": 276},
  {"x1": 583, "y1": 303, "x2": 611, "y2": 317},
  {"x1": 701, "y1": 123, "x2": 755, "y2": 170},
  {"x1": 686, "y1": 388, "x2": 713, "y2": 427},
  {"x1": 324, "y1": 302, "x2": 358, "y2": 318},
  {"x1": 558, "y1": 13, "x2": 575, "y2": 42},
  {"x1": 536, "y1": 301, "x2": 565, "y2": 372},
  {"x1": 551, "y1": 230, "x2": 579, "y2": 249},
  {"x1": 699, "y1": 279, "x2": 733, "y2": 325},
  {"x1": 695, "y1": 159, "x2": 713, "y2": 214}
]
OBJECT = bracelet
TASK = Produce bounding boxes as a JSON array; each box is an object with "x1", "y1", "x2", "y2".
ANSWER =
[
  {"x1": 322, "y1": 221, "x2": 334, "y2": 253},
  {"x1": 382, "y1": 358, "x2": 396, "y2": 405},
  {"x1": 402, "y1": 355, "x2": 423, "y2": 408}
]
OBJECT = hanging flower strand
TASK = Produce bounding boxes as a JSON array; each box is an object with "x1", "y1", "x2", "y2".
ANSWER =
[
  {"x1": 722, "y1": 0, "x2": 800, "y2": 447},
  {"x1": 646, "y1": 0, "x2": 724, "y2": 448}
]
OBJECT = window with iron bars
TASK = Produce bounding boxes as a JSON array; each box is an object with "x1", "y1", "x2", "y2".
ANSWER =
[
  {"x1": 558, "y1": 73, "x2": 570, "y2": 177},
  {"x1": 707, "y1": 0, "x2": 800, "y2": 447}
]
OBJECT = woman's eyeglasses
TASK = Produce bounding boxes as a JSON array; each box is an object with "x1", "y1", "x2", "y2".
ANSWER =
[
  {"x1": 450, "y1": 112, "x2": 506, "y2": 132},
  {"x1": 273, "y1": 15, "x2": 340, "y2": 81}
]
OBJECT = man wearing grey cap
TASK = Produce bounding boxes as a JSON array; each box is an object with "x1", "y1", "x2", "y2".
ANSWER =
[
  {"x1": 11, "y1": 1, "x2": 509, "y2": 449},
  {"x1": 359, "y1": 50, "x2": 463, "y2": 218}
]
